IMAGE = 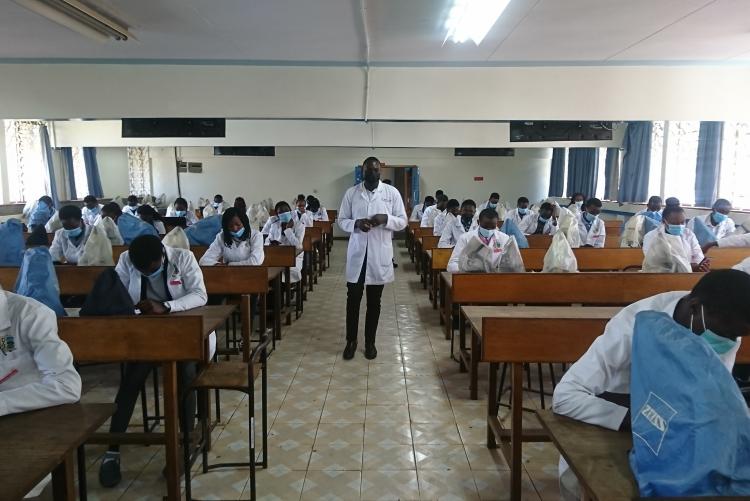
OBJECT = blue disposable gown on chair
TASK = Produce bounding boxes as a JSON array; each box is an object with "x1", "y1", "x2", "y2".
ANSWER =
[{"x1": 14, "y1": 247, "x2": 66, "y2": 317}]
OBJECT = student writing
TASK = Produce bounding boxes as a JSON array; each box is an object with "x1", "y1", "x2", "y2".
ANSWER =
[{"x1": 199, "y1": 208, "x2": 265, "y2": 266}]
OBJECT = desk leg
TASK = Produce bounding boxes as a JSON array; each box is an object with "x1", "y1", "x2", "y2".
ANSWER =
[
  {"x1": 162, "y1": 361, "x2": 181, "y2": 501},
  {"x1": 431, "y1": 271, "x2": 438, "y2": 309},
  {"x1": 285, "y1": 268, "x2": 292, "y2": 326},
  {"x1": 470, "y1": 327, "x2": 480, "y2": 400},
  {"x1": 274, "y1": 275, "x2": 282, "y2": 341},
  {"x1": 458, "y1": 310, "x2": 467, "y2": 373},
  {"x1": 510, "y1": 362, "x2": 523, "y2": 501},
  {"x1": 487, "y1": 362, "x2": 498, "y2": 448},
  {"x1": 51, "y1": 450, "x2": 75, "y2": 501}
]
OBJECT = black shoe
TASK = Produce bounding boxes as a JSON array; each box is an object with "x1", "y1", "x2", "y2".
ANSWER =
[
  {"x1": 343, "y1": 341, "x2": 357, "y2": 360},
  {"x1": 99, "y1": 452, "x2": 122, "y2": 488},
  {"x1": 365, "y1": 344, "x2": 377, "y2": 360}
]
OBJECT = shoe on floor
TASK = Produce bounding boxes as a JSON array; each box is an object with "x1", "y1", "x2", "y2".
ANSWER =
[
  {"x1": 365, "y1": 344, "x2": 377, "y2": 360},
  {"x1": 99, "y1": 451, "x2": 121, "y2": 488},
  {"x1": 343, "y1": 341, "x2": 357, "y2": 360}
]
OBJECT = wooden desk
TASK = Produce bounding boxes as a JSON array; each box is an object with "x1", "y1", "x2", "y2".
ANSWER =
[
  {"x1": 112, "y1": 245, "x2": 209, "y2": 263},
  {"x1": 420, "y1": 235, "x2": 440, "y2": 289},
  {"x1": 1, "y1": 403, "x2": 114, "y2": 501},
  {"x1": 326, "y1": 209, "x2": 337, "y2": 222},
  {"x1": 412, "y1": 228, "x2": 433, "y2": 275},
  {"x1": 263, "y1": 245, "x2": 300, "y2": 324},
  {"x1": 58, "y1": 306, "x2": 234, "y2": 501},
  {"x1": 313, "y1": 220, "x2": 333, "y2": 269},
  {"x1": 463, "y1": 306, "x2": 620, "y2": 501},
  {"x1": 525, "y1": 234, "x2": 553, "y2": 249},
  {"x1": 430, "y1": 248, "x2": 453, "y2": 313},
  {"x1": 406, "y1": 221, "x2": 421, "y2": 261},
  {"x1": 303, "y1": 226, "x2": 323, "y2": 292},
  {"x1": 520, "y1": 247, "x2": 645, "y2": 271},
  {"x1": 705, "y1": 247, "x2": 750, "y2": 269}
]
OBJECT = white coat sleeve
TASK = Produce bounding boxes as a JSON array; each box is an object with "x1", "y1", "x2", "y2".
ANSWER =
[
  {"x1": 0, "y1": 307, "x2": 81, "y2": 417},
  {"x1": 687, "y1": 232, "x2": 705, "y2": 264},
  {"x1": 718, "y1": 233, "x2": 750, "y2": 248},
  {"x1": 261, "y1": 217, "x2": 274, "y2": 235},
  {"x1": 115, "y1": 252, "x2": 132, "y2": 290},
  {"x1": 49, "y1": 231, "x2": 64, "y2": 262},
  {"x1": 438, "y1": 225, "x2": 455, "y2": 249},
  {"x1": 166, "y1": 253, "x2": 207, "y2": 313},
  {"x1": 228, "y1": 231, "x2": 265, "y2": 266},
  {"x1": 284, "y1": 223, "x2": 305, "y2": 250},
  {"x1": 199, "y1": 234, "x2": 224, "y2": 266},
  {"x1": 420, "y1": 207, "x2": 432, "y2": 227},
  {"x1": 337, "y1": 190, "x2": 355, "y2": 234},
  {"x1": 386, "y1": 193, "x2": 408, "y2": 232},
  {"x1": 446, "y1": 234, "x2": 467, "y2": 273}
]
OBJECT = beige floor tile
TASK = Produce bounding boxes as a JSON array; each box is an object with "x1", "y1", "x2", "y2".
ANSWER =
[
  {"x1": 361, "y1": 470, "x2": 420, "y2": 500},
  {"x1": 186, "y1": 469, "x2": 249, "y2": 500},
  {"x1": 364, "y1": 421, "x2": 413, "y2": 445},
  {"x1": 414, "y1": 444, "x2": 472, "y2": 471},
  {"x1": 417, "y1": 469, "x2": 480, "y2": 500},
  {"x1": 411, "y1": 421, "x2": 463, "y2": 445},
  {"x1": 366, "y1": 404, "x2": 411, "y2": 423},
  {"x1": 301, "y1": 470, "x2": 361, "y2": 500},
  {"x1": 472, "y1": 470, "x2": 540, "y2": 501},
  {"x1": 314, "y1": 422, "x2": 365, "y2": 446},
  {"x1": 320, "y1": 403, "x2": 367, "y2": 423},
  {"x1": 367, "y1": 388, "x2": 409, "y2": 405},
  {"x1": 363, "y1": 442, "x2": 416, "y2": 470},
  {"x1": 326, "y1": 389, "x2": 368, "y2": 406},
  {"x1": 409, "y1": 403, "x2": 455, "y2": 423},
  {"x1": 308, "y1": 444, "x2": 363, "y2": 471},
  {"x1": 244, "y1": 465, "x2": 306, "y2": 500},
  {"x1": 464, "y1": 445, "x2": 510, "y2": 471}
]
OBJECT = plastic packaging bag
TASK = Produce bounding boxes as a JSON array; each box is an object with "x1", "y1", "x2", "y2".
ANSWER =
[
  {"x1": 643, "y1": 216, "x2": 659, "y2": 236},
  {"x1": 500, "y1": 219, "x2": 529, "y2": 248},
  {"x1": 117, "y1": 213, "x2": 159, "y2": 245},
  {"x1": 458, "y1": 235, "x2": 493, "y2": 272},
  {"x1": 185, "y1": 215, "x2": 222, "y2": 246},
  {"x1": 542, "y1": 231, "x2": 578, "y2": 272},
  {"x1": 642, "y1": 231, "x2": 691, "y2": 273},
  {"x1": 96, "y1": 216, "x2": 124, "y2": 245},
  {"x1": 497, "y1": 236, "x2": 525, "y2": 272},
  {"x1": 44, "y1": 210, "x2": 62, "y2": 233},
  {"x1": 691, "y1": 217, "x2": 717, "y2": 248},
  {"x1": 28, "y1": 201, "x2": 54, "y2": 230},
  {"x1": 629, "y1": 311, "x2": 750, "y2": 497},
  {"x1": 14, "y1": 247, "x2": 66, "y2": 316},
  {"x1": 621, "y1": 215, "x2": 645, "y2": 248},
  {"x1": 558, "y1": 208, "x2": 582, "y2": 249},
  {"x1": 202, "y1": 204, "x2": 217, "y2": 218},
  {"x1": 0, "y1": 218, "x2": 25, "y2": 266},
  {"x1": 78, "y1": 225, "x2": 114, "y2": 266},
  {"x1": 162, "y1": 226, "x2": 190, "y2": 250},
  {"x1": 111, "y1": 195, "x2": 124, "y2": 208}
]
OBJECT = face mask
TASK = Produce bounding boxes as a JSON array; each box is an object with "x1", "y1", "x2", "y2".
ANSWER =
[
  {"x1": 583, "y1": 211, "x2": 598, "y2": 223},
  {"x1": 278, "y1": 211, "x2": 292, "y2": 223},
  {"x1": 175, "y1": 210, "x2": 186, "y2": 217},
  {"x1": 518, "y1": 208, "x2": 528, "y2": 215},
  {"x1": 646, "y1": 211, "x2": 661, "y2": 220},
  {"x1": 212, "y1": 202, "x2": 220, "y2": 208},
  {"x1": 477, "y1": 227, "x2": 494, "y2": 239},
  {"x1": 64, "y1": 226, "x2": 83, "y2": 238},
  {"x1": 575, "y1": 201, "x2": 584, "y2": 209},
  {"x1": 487, "y1": 202, "x2": 497, "y2": 209},
  {"x1": 666, "y1": 224, "x2": 685, "y2": 236},
  {"x1": 231, "y1": 227, "x2": 245, "y2": 238},
  {"x1": 363, "y1": 171, "x2": 379, "y2": 184},
  {"x1": 461, "y1": 214, "x2": 473, "y2": 225},
  {"x1": 37, "y1": 201, "x2": 48, "y2": 210},
  {"x1": 693, "y1": 305, "x2": 737, "y2": 355},
  {"x1": 538, "y1": 215, "x2": 549, "y2": 223},
  {"x1": 87, "y1": 206, "x2": 99, "y2": 213},
  {"x1": 712, "y1": 211, "x2": 728, "y2": 223},
  {"x1": 143, "y1": 263, "x2": 164, "y2": 279}
]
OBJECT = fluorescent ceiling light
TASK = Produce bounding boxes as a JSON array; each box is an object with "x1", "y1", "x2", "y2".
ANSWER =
[
  {"x1": 444, "y1": 0, "x2": 511, "y2": 46},
  {"x1": 14, "y1": 0, "x2": 133, "y2": 42}
]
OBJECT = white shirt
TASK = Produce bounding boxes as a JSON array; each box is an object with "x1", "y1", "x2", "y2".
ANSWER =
[
  {"x1": 81, "y1": 204, "x2": 103, "y2": 226},
  {"x1": 202, "y1": 201, "x2": 230, "y2": 218},
  {"x1": 94, "y1": 216, "x2": 124, "y2": 246},
  {"x1": 420, "y1": 205, "x2": 439, "y2": 228},
  {"x1": 527, "y1": 215, "x2": 558, "y2": 236},
  {"x1": 311, "y1": 207, "x2": 329, "y2": 222},
  {"x1": 0, "y1": 290, "x2": 81, "y2": 417},
  {"x1": 409, "y1": 203, "x2": 424, "y2": 222},
  {"x1": 439, "y1": 213, "x2": 478, "y2": 248},
  {"x1": 477, "y1": 200, "x2": 498, "y2": 213},
  {"x1": 688, "y1": 213, "x2": 736, "y2": 240},
  {"x1": 165, "y1": 206, "x2": 199, "y2": 227},
  {"x1": 123, "y1": 205, "x2": 139, "y2": 217},
  {"x1": 338, "y1": 181, "x2": 408, "y2": 285},
  {"x1": 433, "y1": 210, "x2": 449, "y2": 236},
  {"x1": 719, "y1": 232, "x2": 750, "y2": 248},
  {"x1": 264, "y1": 217, "x2": 305, "y2": 283},
  {"x1": 199, "y1": 231, "x2": 265, "y2": 267},
  {"x1": 643, "y1": 225, "x2": 704, "y2": 264},
  {"x1": 506, "y1": 208, "x2": 537, "y2": 234},
  {"x1": 446, "y1": 228, "x2": 511, "y2": 273},
  {"x1": 49, "y1": 226, "x2": 93, "y2": 264},
  {"x1": 576, "y1": 212, "x2": 606, "y2": 248},
  {"x1": 295, "y1": 210, "x2": 314, "y2": 228}
]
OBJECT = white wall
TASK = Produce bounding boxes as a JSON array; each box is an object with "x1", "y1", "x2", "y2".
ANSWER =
[
  {"x1": 0, "y1": 124, "x2": 7, "y2": 203},
  {"x1": 94, "y1": 147, "x2": 129, "y2": 198}
]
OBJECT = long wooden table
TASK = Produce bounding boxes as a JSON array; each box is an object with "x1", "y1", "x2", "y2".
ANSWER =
[{"x1": 1, "y1": 403, "x2": 114, "y2": 501}]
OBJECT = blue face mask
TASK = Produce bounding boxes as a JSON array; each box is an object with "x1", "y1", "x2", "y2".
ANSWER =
[
  {"x1": 712, "y1": 211, "x2": 728, "y2": 224},
  {"x1": 583, "y1": 211, "x2": 598, "y2": 223},
  {"x1": 64, "y1": 226, "x2": 83, "y2": 238},
  {"x1": 37, "y1": 201, "x2": 48, "y2": 210},
  {"x1": 231, "y1": 227, "x2": 245, "y2": 238},
  {"x1": 646, "y1": 210, "x2": 662, "y2": 221},
  {"x1": 518, "y1": 208, "x2": 528, "y2": 215},
  {"x1": 666, "y1": 224, "x2": 685, "y2": 236},
  {"x1": 538, "y1": 215, "x2": 549, "y2": 223},
  {"x1": 487, "y1": 202, "x2": 497, "y2": 209},
  {"x1": 143, "y1": 263, "x2": 164, "y2": 279},
  {"x1": 575, "y1": 201, "x2": 584, "y2": 209},
  {"x1": 174, "y1": 210, "x2": 186, "y2": 217},
  {"x1": 212, "y1": 202, "x2": 221, "y2": 208},
  {"x1": 278, "y1": 211, "x2": 292, "y2": 224},
  {"x1": 694, "y1": 305, "x2": 737, "y2": 355},
  {"x1": 477, "y1": 226, "x2": 494, "y2": 239}
]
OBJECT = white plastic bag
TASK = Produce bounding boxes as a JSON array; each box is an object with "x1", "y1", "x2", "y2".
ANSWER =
[
  {"x1": 96, "y1": 216, "x2": 124, "y2": 245},
  {"x1": 202, "y1": 204, "x2": 217, "y2": 218},
  {"x1": 497, "y1": 236, "x2": 525, "y2": 273},
  {"x1": 78, "y1": 225, "x2": 114, "y2": 266},
  {"x1": 44, "y1": 210, "x2": 62, "y2": 233},
  {"x1": 621, "y1": 215, "x2": 645, "y2": 248},
  {"x1": 543, "y1": 231, "x2": 579, "y2": 273},
  {"x1": 154, "y1": 193, "x2": 166, "y2": 207},
  {"x1": 558, "y1": 208, "x2": 582, "y2": 249},
  {"x1": 162, "y1": 226, "x2": 190, "y2": 250},
  {"x1": 458, "y1": 236, "x2": 493, "y2": 272},
  {"x1": 198, "y1": 197, "x2": 209, "y2": 209},
  {"x1": 642, "y1": 231, "x2": 692, "y2": 273},
  {"x1": 111, "y1": 195, "x2": 124, "y2": 208}
]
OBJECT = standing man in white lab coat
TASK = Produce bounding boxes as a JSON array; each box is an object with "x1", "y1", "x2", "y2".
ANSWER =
[{"x1": 338, "y1": 157, "x2": 407, "y2": 360}]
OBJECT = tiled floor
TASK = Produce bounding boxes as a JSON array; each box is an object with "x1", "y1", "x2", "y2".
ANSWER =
[{"x1": 76, "y1": 240, "x2": 562, "y2": 500}]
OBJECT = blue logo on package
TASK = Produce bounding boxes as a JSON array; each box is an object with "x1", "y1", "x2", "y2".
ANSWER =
[{"x1": 632, "y1": 392, "x2": 677, "y2": 456}]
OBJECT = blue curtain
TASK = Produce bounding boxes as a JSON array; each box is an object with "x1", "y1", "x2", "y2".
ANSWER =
[
  {"x1": 604, "y1": 148, "x2": 620, "y2": 200},
  {"x1": 548, "y1": 148, "x2": 565, "y2": 197},
  {"x1": 83, "y1": 147, "x2": 104, "y2": 197},
  {"x1": 39, "y1": 125, "x2": 60, "y2": 207},
  {"x1": 695, "y1": 121, "x2": 723, "y2": 207},
  {"x1": 59, "y1": 147, "x2": 76, "y2": 200},
  {"x1": 566, "y1": 148, "x2": 599, "y2": 198},
  {"x1": 618, "y1": 122, "x2": 652, "y2": 203}
]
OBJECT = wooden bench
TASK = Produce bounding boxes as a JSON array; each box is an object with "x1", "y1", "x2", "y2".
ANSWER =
[
  {"x1": 303, "y1": 226, "x2": 323, "y2": 292},
  {"x1": 525, "y1": 234, "x2": 553, "y2": 248},
  {"x1": 313, "y1": 220, "x2": 333, "y2": 269},
  {"x1": 429, "y1": 247, "x2": 454, "y2": 310},
  {"x1": 412, "y1": 227, "x2": 433, "y2": 271},
  {"x1": 326, "y1": 209, "x2": 337, "y2": 222},
  {"x1": 406, "y1": 221, "x2": 420, "y2": 261},
  {"x1": 420, "y1": 235, "x2": 440, "y2": 288}
]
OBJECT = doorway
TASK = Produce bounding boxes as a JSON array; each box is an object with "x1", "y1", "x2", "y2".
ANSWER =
[{"x1": 380, "y1": 164, "x2": 419, "y2": 213}]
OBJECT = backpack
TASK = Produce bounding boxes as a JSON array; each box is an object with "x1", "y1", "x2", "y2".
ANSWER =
[
  {"x1": 79, "y1": 268, "x2": 135, "y2": 316},
  {"x1": 185, "y1": 215, "x2": 222, "y2": 246},
  {"x1": 691, "y1": 217, "x2": 717, "y2": 248},
  {"x1": 117, "y1": 213, "x2": 158, "y2": 245},
  {"x1": 499, "y1": 218, "x2": 529, "y2": 249},
  {"x1": 0, "y1": 218, "x2": 25, "y2": 266}
]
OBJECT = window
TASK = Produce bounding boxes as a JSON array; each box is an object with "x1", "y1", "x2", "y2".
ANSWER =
[
  {"x1": 71, "y1": 147, "x2": 89, "y2": 198},
  {"x1": 3, "y1": 120, "x2": 49, "y2": 203},
  {"x1": 662, "y1": 121, "x2": 700, "y2": 206},
  {"x1": 595, "y1": 147, "x2": 607, "y2": 200},
  {"x1": 719, "y1": 122, "x2": 750, "y2": 210},
  {"x1": 648, "y1": 121, "x2": 665, "y2": 198}
]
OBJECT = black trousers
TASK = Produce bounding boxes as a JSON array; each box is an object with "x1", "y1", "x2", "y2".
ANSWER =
[
  {"x1": 346, "y1": 255, "x2": 385, "y2": 345},
  {"x1": 108, "y1": 361, "x2": 197, "y2": 451}
]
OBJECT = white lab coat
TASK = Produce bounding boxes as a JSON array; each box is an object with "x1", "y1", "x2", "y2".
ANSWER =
[
  {"x1": 0, "y1": 290, "x2": 81, "y2": 417},
  {"x1": 311, "y1": 207, "x2": 329, "y2": 222},
  {"x1": 576, "y1": 212, "x2": 606, "y2": 248},
  {"x1": 643, "y1": 226, "x2": 704, "y2": 264},
  {"x1": 432, "y1": 210, "x2": 449, "y2": 236},
  {"x1": 446, "y1": 228, "x2": 511, "y2": 273},
  {"x1": 552, "y1": 291, "x2": 741, "y2": 498},
  {"x1": 527, "y1": 215, "x2": 558, "y2": 236},
  {"x1": 420, "y1": 205, "x2": 439, "y2": 228},
  {"x1": 123, "y1": 205, "x2": 139, "y2": 217},
  {"x1": 166, "y1": 206, "x2": 199, "y2": 226},
  {"x1": 719, "y1": 232, "x2": 750, "y2": 248},
  {"x1": 338, "y1": 181, "x2": 407, "y2": 285},
  {"x1": 296, "y1": 210, "x2": 314, "y2": 228},
  {"x1": 199, "y1": 231, "x2": 265, "y2": 266},
  {"x1": 477, "y1": 200, "x2": 498, "y2": 213},
  {"x1": 81, "y1": 204, "x2": 103, "y2": 226},
  {"x1": 202, "y1": 201, "x2": 230, "y2": 218},
  {"x1": 505, "y1": 208, "x2": 537, "y2": 234},
  {"x1": 49, "y1": 226, "x2": 93, "y2": 264},
  {"x1": 264, "y1": 218, "x2": 305, "y2": 282},
  {"x1": 688, "y1": 213, "x2": 735, "y2": 240},
  {"x1": 438, "y1": 213, "x2": 477, "y2": 248},
  {"x1": 409, "y1": 203, "x2": 424, "y2": 222}
]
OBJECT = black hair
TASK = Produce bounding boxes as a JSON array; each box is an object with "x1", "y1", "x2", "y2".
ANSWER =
[
  {"x1": 221, "y1": 208, "x2": 251, "y2": 247},
  {"x1": 478, "y1": 208, "x2": 499, "y2": 221},
  {"x1": 436, "y1": 190, "x2": 444, "y2": 197},
  {"x1": 129, "y1": 235, "x2": 164, "y2": 270},
  {"x1": 517, "y1": 197, "x2": 529, "y2": 204},
  {"x1": 59, "y1": 205, "x2": 82, "y2": 220},
  {"x1": 490, "y1": 192, "x2": 500, "y2": 199},
  {"x1": 83, "y1": 195, "x2": 97, "y2": 203},
  {"x1": 307, "y1": 197, "x2": 321, "y2": 212},
  {"x1": 102, "y1": 202, "x2": 122, "y2": 218},
  {"x1": 661, "y1": 205, "x2": 684, "y2": 220},
  {"x1": 446, "y1": 199, "x2": 460, "y2": 210},
  {"x1": 296, "y1": 194, "x2": 306, "y2": 201},
  {"x1": 275, "y1": 201, "x2": 291, "y2": 214},
  {"x1": 234, "y1": 197, "x2": 247, "y2": 212},
  {"x1": 648, "y1": 196, "x2": 663, "y2": 205},
  {"x1": 585, "y1": 198, "x2": 602, "y2": 208},
  {"x1": 127, "y1": 195, "x2": 139, "y2": 204},
  {"x1": 665, "y1": 197, "x2": 680, "y2": 207},
  {"x1": 26, "y1": 225, "x2": 49, "y2": 248},
  {"x1": 174, "y1": 197, "x2": 188, "y2": 209},
  {"x1": 38, "y1": 195, "x2": 54, "y2": 207},
  {"x1": 540, "y1": 202, "x2": 554, "y2": 211},
  {"x1": 424, "y1": 196, "x2": 435, "y2": 205},
  {"x1": 461, "y1": 199, "x2": 476, "y2": 209},
  {"x1": 437, "y1": 194, "x2": 449, "y2": 203},
  {"x1": 713, "y1": 199, "x2": 732, "y2": 210},
  {"x1": 691, "y1": 270, "x2": 750, "y2": 323},
  {"x1": 570, "y1": 192, "x2": 586, "y2": 202},
  {"x1": 382, "y1": 179, "x2": 393, "y2": 185},
  {"x1": 214, "y1": 194, "x2": 224, "y2": 201},
  {"x1": 363, "y1": 156, "x2": 380, "y2": 167},
  {"x1": 137, "y1": 204, "x2": 162, "y2": 221}
]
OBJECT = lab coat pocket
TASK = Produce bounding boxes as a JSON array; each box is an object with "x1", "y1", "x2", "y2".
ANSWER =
[{"x1": 0, "y1": 351, "x2": 32, "y2": 383}]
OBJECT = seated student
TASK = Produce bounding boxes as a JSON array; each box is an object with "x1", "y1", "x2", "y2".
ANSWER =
[
  {"x1": 199, "y1": 208, "x2": 264, "y2": 266},
  {"x1": 566, "y1": 192, "x2": 586, "y2": 212},
  {"x1": 410, "y1": 196, "x2": 434, "y2": 222},
  {"x1": 665, "y1": 196, "x2": 681, "y2": 208},
  {"x1": 433, "y1": 198, "x2": 458, "y2": 237},
  {"x1": 446, "y1": 208, "x2": 510, "y2": 272},
  {"x1": 643, "y1": 205, "x2": 709, "y2": 272},
  {"x1": 265, "y1": 201, "x2": 305, "y2": 282},
  {"x1": 552, "y1": 269, "x2": 750, "y2": 500},
  {"x1": 635, "y1": 195, "x2": 663, "y2": 222},
  {"x1": 307, "y1": 197, "x2": 329, "y2": 221},
  {"x1": 439, "y1": 199, "x2": 477, "y2": 248},
  {"x1": 477, "y1": 192, "x2": 500, "y2": 212},
  {"x1": 233, "y1": 196, "x2": 247, "y2": 215},
  {"x1": 295, "y1": 197, "x2": 314, "y2": 228},
  {"x1": 421, "y1": 194, "x2": 448, "y2": 228},
  {"x1": 81, "y1": 195, "x2": 103, "y2": 226},
  {"x1": 99, "y1": 234, "x2": 207, "y2": 488},
  {"x1": 576, "y1": 198, "x2": 606, "y2": 248},
  {"x1": 530, "y1": 202, "x2": 559, "y2": 235},
  {"x1": 123, "y1": 195, "x2": 139, "y2": 216},
  {"x1": 688, "y1": 198, "x2": 735, "y2": 240},
  {"x1": 203, "y1": 194, "x2": 229, "y2": 218},
  {"x1": 0, "y1": 287, "x2": 81, "y2": 417},
  {"x1": 506, "y1": 197, "x2": 536, "y2": 234},
  {"x1": 166, "y1": 197, "x2": 199, "y2": 226},
  {"x1": 703, "y1": 231, "x2": 750, "y2": 253},
  {"x1": 100, "y1": 202, "x2": 122, "y2": 223},
  {"x1": 50, "y1": 205, "x2": 92, "y2": 264},
  {"x1": 28, "y1": 195, "x2": 55, "y2": 231},
  {"x1": 137, "y1": 204, "x2": 166, "y2": 235}
]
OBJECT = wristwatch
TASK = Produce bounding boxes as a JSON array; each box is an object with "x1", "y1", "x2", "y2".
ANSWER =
[{"x1": 163, "y1": 302, "x2": 172, "y2": 313}]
